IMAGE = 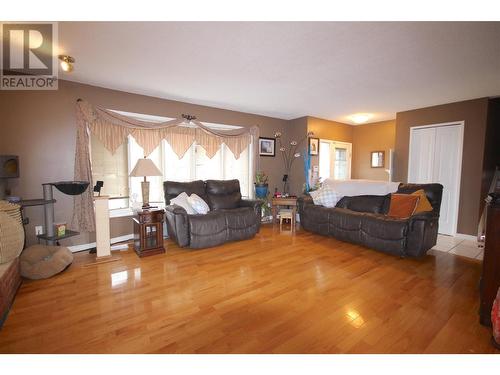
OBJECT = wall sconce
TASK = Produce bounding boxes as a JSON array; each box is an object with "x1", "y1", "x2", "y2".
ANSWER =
[{"x1": 58, "y1": 55, "x2": 75, "y2": 72}]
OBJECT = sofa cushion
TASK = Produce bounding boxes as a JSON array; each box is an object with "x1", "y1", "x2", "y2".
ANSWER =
[
  {"x1": 311, "y1": 186, "x2": 341, "y2": 208},
  {"x1": 387, "y1": 194, "x2": 419, "y2": 218},
  {"x1": 361, "y1": 214, "x2": 408, "y2": 240},
  {"x1": 206, "y1": 179, "x2": 242, "y2": 210},
  {"x1": 336, "y1": 194, "x2": 389, "y2": 214},
  {"x1": 328, "y1": 208, "x2": 364, "y2": 243},
  {"x1": 360, "y1": 214, "x2": 409, "y2": 256},
  {"x1": 188, "y1": 211, "x2": 227, "y2": 248},
  {"x1": 164, "y1": 180, "x2": 206, "y2": 205},
  {"x1": 170, "y1": 192, "x2": 197, "y2": 215},
  {"x1": 224, "y1": 207, "x2": 259, "y2": 241},
  {"x1": 397, "y1": 183, "x2": 443, "y2": 213},
  {"x1": 301, "y1": 204, "x2": 330, "y2": 234},
  {"x1": 187, "y1": 193, "x2": 210, "y2": 214}
]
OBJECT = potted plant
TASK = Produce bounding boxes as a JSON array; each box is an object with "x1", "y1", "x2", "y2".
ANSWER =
[{"x1": 254, "y1": 171, "x2": 269, "y2": 199}]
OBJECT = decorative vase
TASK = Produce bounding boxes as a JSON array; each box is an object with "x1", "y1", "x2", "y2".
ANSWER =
[
  {"x1": 255, "y1": 184, "x2": 268, "y2": 199},
  {"x1": 282, "y1": 174, "x2": 290, "y2": 195}
]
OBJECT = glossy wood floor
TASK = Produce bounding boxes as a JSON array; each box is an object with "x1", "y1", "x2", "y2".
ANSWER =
[{"x1": 0, "y1": 225, "x2": 497, "y2": 354}]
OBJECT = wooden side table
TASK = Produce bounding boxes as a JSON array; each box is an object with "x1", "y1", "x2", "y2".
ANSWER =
[
  {"x1": 133, "y1": 209, "x2": 165, "y2": 257},
  {"x1": 271, "y1": 197, "x2": 298, "y2": 232}
]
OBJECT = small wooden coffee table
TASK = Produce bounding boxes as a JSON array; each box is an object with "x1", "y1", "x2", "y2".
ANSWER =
[{"x1": 271, "y1": 197, "x2": 298, "y2": 232}]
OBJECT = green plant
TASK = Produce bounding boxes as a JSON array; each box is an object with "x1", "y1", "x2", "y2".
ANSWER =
[
  {"x1": 260, "y1": 196, "x2": 272, "y2": 217},
  {"x1": 255, "y1": 171, "x2": 269, "y2": 185}
]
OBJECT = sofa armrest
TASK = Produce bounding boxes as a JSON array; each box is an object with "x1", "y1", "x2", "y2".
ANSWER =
[
  {"x1": 164, "y1": 204, "x2": 190, "y2": 247},
  {"x1": 165, "y1": 204, "x2": 188, "y2": 216},
  {"x1": 406, "y1": 211, "x2": 440, "y2": 257},
  {"x1": 239, "y1": 199, "x2": 261, "y2": 218},
  {"x1": 409, "y1": 211, "x2": 439, "y2": 224},
  {"x1": 297, "y1": 195, "x2": 314, "y2": 214}
]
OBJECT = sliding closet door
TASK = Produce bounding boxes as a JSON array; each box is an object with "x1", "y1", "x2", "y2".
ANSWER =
[
  {"x1": 408, "y1": 123, "x2": 464, "y2": 236},
  {"x1": 432, "y1": 125, "x2": 463, "y2": 236},
  {"x1": 408, "y1": 127, "x2": 436, "y2": 183}
]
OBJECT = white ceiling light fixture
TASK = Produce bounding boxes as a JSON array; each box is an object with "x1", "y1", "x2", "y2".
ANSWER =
[
  {"x1": 58, "y1": 55, "x2": 75, "y2": 72},
  {"x1": 348, "y1": 113, "x2": 373, "y2": 125}
]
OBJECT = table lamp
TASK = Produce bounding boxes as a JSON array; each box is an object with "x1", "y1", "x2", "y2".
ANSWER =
[{"x1": 129, "y1": 158, "x2": 162, "y2": 208}]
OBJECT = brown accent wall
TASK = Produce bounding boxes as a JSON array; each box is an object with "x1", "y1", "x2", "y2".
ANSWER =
[
  {"x1": 351, "y1": 120, "x2": 396, "y2": 180},
  {"x1": 286, "y1": 117, "x2": 308, "y2": 196},
  {"x1": 394, "y1": 98, "x2": 490, "y2": 235},
  {"x1": 0, "y1": 80, "x2": 289, "y2": 246}
]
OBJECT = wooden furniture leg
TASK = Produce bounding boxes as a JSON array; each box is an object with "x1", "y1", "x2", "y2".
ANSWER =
[{"x1": 272, "y1": 205, "x2": 278, "y2": 227}]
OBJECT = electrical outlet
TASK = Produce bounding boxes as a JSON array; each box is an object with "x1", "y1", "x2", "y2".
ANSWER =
[{"x1": 35, "y1": 225, "x2": 43, "y2": 235}]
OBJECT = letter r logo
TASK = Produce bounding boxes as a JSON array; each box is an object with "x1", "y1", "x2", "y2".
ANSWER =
[{"x1": 2, "y1": 23, "x2": 53, "y2": 75}]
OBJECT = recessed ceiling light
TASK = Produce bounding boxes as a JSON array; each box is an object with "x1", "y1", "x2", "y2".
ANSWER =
[
  {"x1": 58, "y1": 55, "x2": 75, "y2": 72},
  {"x1": 348, "y1": 113, "x2": 373, "y2": 124}
]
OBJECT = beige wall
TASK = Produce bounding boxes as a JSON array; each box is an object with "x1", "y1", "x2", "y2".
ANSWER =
[
  {"x1": 307, "y1": 116, "x2": 353, "y2": 143},
  {"x1": 351, "y1": 120, "x2": 396, "y2": 180},
  {"x1": 394, "y1": 98, "x2": 490, "y2": 235},
  {"x1": 306, "y1": 116, "x2": 353, "y2": 175},
  {"x1": 0, "y1": 80, "x2": 290, "y2": 246}
]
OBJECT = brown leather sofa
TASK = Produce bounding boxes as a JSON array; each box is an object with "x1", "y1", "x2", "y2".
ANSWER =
[
  {"x1": 164, "y1": 179, "x2": 261, "y2": 249},
  {"x1": 298, "y1": 183, "x2": 443, "y2": 257}
]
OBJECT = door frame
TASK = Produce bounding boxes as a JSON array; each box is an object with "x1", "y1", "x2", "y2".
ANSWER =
[
  {"x1": 319, "y1": 139, "x2": 352, "y2": 180},
  {"x1": 407, "y1": 121, "x2": 464, "y2": 236}
]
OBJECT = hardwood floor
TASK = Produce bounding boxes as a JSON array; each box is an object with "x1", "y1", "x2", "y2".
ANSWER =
[{"x1": 0, "y1": 225, "x2": 497, "y2": 354}]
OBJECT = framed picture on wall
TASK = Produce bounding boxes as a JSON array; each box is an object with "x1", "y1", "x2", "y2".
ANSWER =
[
  {"x1": 371, "y1": 151, "x2": 385, "y2": 168},
  {"x1": 309, "y1": 137, "x2": 319, "y2": 155},
  {"x1": 259, "y1": 137, "x2": 276, "y2": 157}
]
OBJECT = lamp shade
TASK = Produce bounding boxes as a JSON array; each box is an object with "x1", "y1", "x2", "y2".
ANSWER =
[{"x1": 129, "y1": 158, "x2": 162, "y2": 177}]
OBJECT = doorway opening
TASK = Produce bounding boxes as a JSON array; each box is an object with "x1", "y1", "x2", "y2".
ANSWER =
[{"x1": 319, "y1": 140, "x2": 352, "y2": 181}]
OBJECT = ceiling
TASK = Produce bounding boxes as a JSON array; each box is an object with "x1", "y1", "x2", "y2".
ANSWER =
[{"x1": 58, "y1": 22, "x2": 500, "y2": 124}]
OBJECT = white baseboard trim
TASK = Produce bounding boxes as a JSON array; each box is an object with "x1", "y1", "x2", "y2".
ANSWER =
[{"x1": 67, "y1": 234, "x2": 134, "y2": 253}]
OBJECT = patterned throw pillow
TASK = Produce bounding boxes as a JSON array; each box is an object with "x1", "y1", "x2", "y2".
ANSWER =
[
  {"x1": 311, "y1": 187, "x2": 341, "y2": 208},
  {"x1": 387, "y1": 193, "x2": 419, "y2": 218},
  {"x1": 170, "y1": 192, "x2": 197, "y2": 215},
  {"x1": 187, "y1": 193, "x2": 210, "y2": 214}
]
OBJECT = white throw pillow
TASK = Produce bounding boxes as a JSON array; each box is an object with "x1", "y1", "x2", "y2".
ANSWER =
[
  {"x1": 187, "y1": 193, "x2": 210, "y2": 214},
  {"x1": 311, "y1": 187, "x2": 341, "y2": 208},
  {"x1": 170, "y1": 192, "x2": 197, "y2": 215},
  {"x1": 309, "y1": 188, "x2": 321, "y2": 202}
]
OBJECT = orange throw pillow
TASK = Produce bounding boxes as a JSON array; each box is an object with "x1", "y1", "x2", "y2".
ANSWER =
[
  {"x1": 411, "y1": 189, "x2": 433, "y2": 213},
  {"x1": 387, "y1": 194, "x2": 419, "y2": 218}
]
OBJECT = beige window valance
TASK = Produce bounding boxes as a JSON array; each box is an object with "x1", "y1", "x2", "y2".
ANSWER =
[
  {"x1": 77, "y1": 99, "x2": 258, "y2": 159},
  {"x1": 72, "y1": 100, "x2": 259, "y2": 232}
]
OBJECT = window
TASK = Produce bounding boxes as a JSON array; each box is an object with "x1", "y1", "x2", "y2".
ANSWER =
[
  {"x1": 334, "y1": 147, "x2": 348, "y2": 180},
  {"x1": 90, "y1": 111, "x2": 253, "y2": 211},
  {"x1": 90, "y1": 134, "x2": 129, "y2": 209},
  {"x1": 318, "y1": 140, "x2": 352, "y2": 181}
]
